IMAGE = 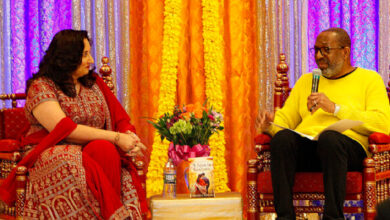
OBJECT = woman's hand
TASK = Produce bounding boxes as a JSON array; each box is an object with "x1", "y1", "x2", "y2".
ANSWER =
[
  {"x1": 116, "y1": 132, "x2": 140, "y2": 153},
  {"x1": 127, "y1": 142, "x2": 146, "y2": 157},
  {"x1": 125, "y1": 131, "x2": 147, "y2": 157},
  {"x1": 117, "y1": 131, "x2": 146, "y2": 157}
]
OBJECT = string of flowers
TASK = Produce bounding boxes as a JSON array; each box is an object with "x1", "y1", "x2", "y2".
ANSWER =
[
  {"x1": 146, "y1": 0, "x2": 182, "y2": 197},
  {"x1": 202, "y1": 0, "x2": 230, "y2": 192}
]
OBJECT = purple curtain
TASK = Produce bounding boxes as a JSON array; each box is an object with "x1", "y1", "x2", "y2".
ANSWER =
[
  {"x1": 307, "y1": 0, "x2": 378, "y2": 72},
  {"x1": 9, "y1": 0, "x2": 72, "y2": 94}
]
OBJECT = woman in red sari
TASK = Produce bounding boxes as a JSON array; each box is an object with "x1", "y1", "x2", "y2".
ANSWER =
[{"x1": 0, "y1": 29, "x2": 147, "y2": 219}]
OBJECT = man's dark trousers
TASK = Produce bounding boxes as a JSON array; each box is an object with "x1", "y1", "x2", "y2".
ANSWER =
[{"x1": 270, "y1": 129, "x2": 366, "y2": 220}]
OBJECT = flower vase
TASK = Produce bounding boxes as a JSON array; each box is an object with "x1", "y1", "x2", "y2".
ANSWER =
[
  {"x1": 176, "y1": 160, "x2": 190, "y2": 194},
  {"x1": 168, "y1": 143, "x2": 211, "y2": 194}
]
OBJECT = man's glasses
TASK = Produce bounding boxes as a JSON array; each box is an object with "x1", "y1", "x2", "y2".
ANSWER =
[{"x1": 310, "y1": 46, "x2": 344, "y2": 56}]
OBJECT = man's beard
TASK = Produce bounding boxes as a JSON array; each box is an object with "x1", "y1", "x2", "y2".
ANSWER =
[{"x1": 317, "y1": 58, "x2": 344, "y2": 78}]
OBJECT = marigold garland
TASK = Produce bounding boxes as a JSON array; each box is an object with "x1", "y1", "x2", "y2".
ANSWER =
[
  {"x1": 146, "y1": 0, "x2": 182, "y2": 197},
  {"x1": 202, "y1": 0, "x2": 230, "y2": 192}
]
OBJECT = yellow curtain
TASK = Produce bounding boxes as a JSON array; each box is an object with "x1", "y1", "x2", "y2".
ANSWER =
[{"x1": 128, "y1": 0, "x2": 258, "y2": 211}]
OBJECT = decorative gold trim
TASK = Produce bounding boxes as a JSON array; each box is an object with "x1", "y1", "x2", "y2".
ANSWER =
[
  {"x1": 365, "y1": 169, "x2": 375, "y2": 174},
  {"x1": 16, "y1": 176, "x2": 26, "y2": 182},
  {"x1": 248, "y1": 208, "x2": 257, "y2": 213},
  {"x1": 366, "y1": 181, "x2": 376, "y2": 184},
  {"x1": 248, "y1": 168, "x2": 258, "y2": 173}
]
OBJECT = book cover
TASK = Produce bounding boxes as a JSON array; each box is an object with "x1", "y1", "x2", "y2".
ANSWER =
[{"x1": 188, "y1": 156, "x2": 215, "y2": 198}]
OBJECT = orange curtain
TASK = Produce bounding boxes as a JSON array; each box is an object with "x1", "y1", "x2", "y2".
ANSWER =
[
  {"x1": 129, "y1": 0, "x2": 164, "y2": 166},
  {"x1": 128, "y1": 0, "x2": 258, "y2": 212}
]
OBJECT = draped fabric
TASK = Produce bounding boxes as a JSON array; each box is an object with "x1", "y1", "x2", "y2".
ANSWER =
[
  {"x1": 222, "y1": 0, "x2": 258, "y2": 198},
  {"x1": 71, "y1": 0, "x2": 132, "y2": 108},
  {"x1": 128, "y1": 0, "x2": 258, "y2": 200},
  {"x1": 257, "y1": 0, "x2": 308, "y2": 111},
  {"x1": 1, "y1": 0, "x2": 390, "y2": 218},
  {"x1": 308, "y1": 0, "x2": 379, "y2": 77},
  {"x1": 379, "y1": 0, "x2": 390, "y2": 85},
  {"x1": 0, "y1": 0, "x2": 72, "y2": 108}
]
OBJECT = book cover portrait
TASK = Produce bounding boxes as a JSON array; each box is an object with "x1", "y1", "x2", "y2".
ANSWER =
[{"x1": 188, "y1": 157, "x2": 215, "y2": 198}]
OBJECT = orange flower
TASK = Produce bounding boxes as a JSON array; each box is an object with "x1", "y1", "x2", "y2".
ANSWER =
[
  {"x1": 185, "y1": 102, "x2": 206, "y2": 118},
  {"x1": 181, "y1": 111, "x2": 192, "y2": 120}
]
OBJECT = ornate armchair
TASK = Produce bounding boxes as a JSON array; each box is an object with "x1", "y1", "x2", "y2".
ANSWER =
[
  {"x1": 247, "y1": 54, "x2": 390, "y2": 220},
  {"x1": 0, "y1": 58, "x2": 145, "y2": 219}
]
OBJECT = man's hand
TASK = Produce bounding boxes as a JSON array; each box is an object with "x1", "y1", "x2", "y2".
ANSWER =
[
  {"x1": 256, "y1": 110, "x2": 274, "y2": 133},
  {"x1": 307, "y1": 92, "x2": 335, "y2": 114}
]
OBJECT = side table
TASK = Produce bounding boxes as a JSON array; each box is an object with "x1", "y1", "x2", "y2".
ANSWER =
[{"x1": 150, "y1": 192, "x2": 242, "y2": 220}]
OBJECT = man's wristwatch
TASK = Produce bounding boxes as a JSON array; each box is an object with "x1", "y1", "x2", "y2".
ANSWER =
[{"x1": 333, "y1": 104, "x2": 340, "y2": 116}]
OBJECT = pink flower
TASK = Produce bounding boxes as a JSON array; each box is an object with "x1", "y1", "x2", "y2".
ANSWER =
[{"x1": 208, "y1": 115, "x2": 215, "y2": 121}]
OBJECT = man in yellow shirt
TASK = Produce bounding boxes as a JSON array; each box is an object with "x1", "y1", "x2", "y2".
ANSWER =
[{"x1": 257, "y1": 28, "x2": 390, "y2": 219}]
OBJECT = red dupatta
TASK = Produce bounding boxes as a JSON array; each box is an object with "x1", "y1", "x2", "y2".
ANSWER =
[
  {"x1": 0, "y1": 117, "x2": 77, "y2": 205},
  {"x1": 95, "y1": 74, "x2": 148, "y2": 214}
]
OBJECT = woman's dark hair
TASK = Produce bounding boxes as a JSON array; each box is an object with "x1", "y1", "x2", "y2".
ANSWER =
[{"x1": 27, "y1": 29, "x2": 96, "y2": 97}]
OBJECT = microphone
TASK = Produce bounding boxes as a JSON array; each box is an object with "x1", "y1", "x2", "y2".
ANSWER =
[
  {"x1": 311, "y1": 68, "x2": 321, "y2": 93},
  {"x1": 310, "y1": 69, "x2": 321, "y2": 112}
]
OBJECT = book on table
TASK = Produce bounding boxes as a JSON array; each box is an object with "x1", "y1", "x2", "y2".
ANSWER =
[{"x1": 188, "y1": 156, "x2": 215, "y2": 198}]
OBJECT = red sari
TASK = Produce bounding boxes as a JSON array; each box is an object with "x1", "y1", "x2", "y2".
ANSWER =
[{"x1": 0, "y1": 74, "x2": 146, "y2": 219}]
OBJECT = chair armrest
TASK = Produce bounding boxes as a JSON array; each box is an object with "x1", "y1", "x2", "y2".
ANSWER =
[
  {"x1": 369, "y1": 143, "x2": 390, "y2": 154},
  {"x1": 0, "y1": 152, "x2": 21, "y2": 179},
  {"x1": 0, "y1": 139, "x2": 22, "y2": 152},
  {"x1": 254, "y1": 133, "x2": 271, "y2": 154},
  {"x1": 254, "y1": 133, "x2": 271, "y2": 145},
  {"x1": 0, "y1": 152, "x2": 21, "y2": 162},
  {"x1": 369, "y1": 132, "x2": 390, "y2": 145}
]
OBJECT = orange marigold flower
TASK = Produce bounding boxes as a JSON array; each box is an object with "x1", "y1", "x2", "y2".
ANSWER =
[
  {"x1": 185, "y1": 102, "x2": 206, "y2": 118},
  {"x1": 181, "y1": 112, "x2": 192, "y2": 120}
]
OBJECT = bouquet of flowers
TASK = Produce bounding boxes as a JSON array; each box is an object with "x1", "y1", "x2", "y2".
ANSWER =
[{"x1": 149, "y1": 102, "x2": 224, "y2": 165}]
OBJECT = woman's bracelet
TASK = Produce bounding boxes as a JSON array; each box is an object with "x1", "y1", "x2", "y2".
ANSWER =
[{"x1": 114, "y1": 132, "x2": 120, "y2": 145}]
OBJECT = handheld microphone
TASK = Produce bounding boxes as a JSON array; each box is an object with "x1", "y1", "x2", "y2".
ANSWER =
[
  {"x1": 311, "y1": 68, "x2": 321, "y2": 93},
  {"x1": 310, "y1": 69, "x2": 321, "y2": 112}
]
